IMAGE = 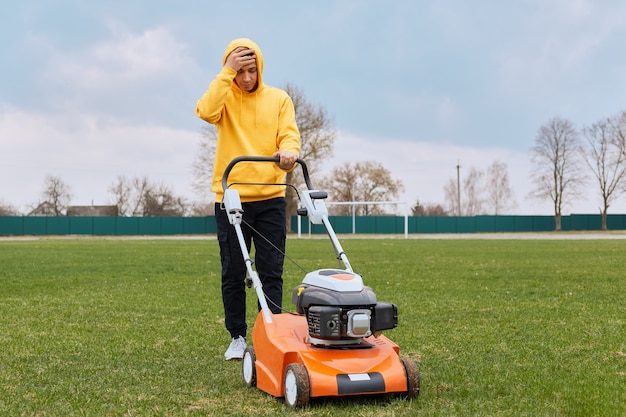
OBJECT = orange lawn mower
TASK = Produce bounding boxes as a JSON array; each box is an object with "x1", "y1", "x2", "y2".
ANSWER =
[{"x1": 221, "y1": 156, "x2": 420, "y2": 408}]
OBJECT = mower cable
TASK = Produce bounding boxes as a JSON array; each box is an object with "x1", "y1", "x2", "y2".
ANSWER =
[
  {"x1": 241, "y1": 218, "x2": 308, "y2": 274},
  {"x1": 264, "y1": 293, "x2": 299, "y2": 316},
  {"x1": 241, "y1": 218, "x2": 305, "y2": 316}
]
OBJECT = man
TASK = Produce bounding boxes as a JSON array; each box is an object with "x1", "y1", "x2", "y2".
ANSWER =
[{"x1": 196, "y1": 38, "x2": 300, "y2": 360}]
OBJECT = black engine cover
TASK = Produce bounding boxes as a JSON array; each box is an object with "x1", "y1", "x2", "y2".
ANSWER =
[{"x1": 292, "y1": 284, "x2": 398, "y2": 339}]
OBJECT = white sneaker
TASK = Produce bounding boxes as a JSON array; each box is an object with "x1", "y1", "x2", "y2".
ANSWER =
[{"x1": 224, "y1": 336, "x2": 247, "y2": 360}]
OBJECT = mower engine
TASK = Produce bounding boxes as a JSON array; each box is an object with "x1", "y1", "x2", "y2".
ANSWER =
[{"x1": 292, "y1": 269, "x2": 398, "y2": 347}]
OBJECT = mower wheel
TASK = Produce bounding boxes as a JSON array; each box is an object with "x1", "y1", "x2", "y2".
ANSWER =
[
  {"x1": 400, "y1": 357, "x2": 420, "y2": 399},
  {"x1": 242, "y1": 347, "x2": 256, "y2": 387},
  {"x1": 283, "y1": 363, "x2": 310, "y2": 408}
]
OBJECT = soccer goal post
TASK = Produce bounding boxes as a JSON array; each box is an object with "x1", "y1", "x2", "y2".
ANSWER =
[{"x1": 296, "y1": 201, "x2": 409, "y2": 238}]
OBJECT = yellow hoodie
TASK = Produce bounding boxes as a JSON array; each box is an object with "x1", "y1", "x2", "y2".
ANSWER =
[{"x1": 196, "y1": 38, "x2": 301, "y2": 203}]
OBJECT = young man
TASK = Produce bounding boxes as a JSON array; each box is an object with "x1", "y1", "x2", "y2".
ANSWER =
[{"x1": 196, "y1": 38, "x2": 300, "y2": 360}]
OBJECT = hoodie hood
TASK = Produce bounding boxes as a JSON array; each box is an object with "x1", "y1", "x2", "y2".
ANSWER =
[{"x1": 223, "y1": 38, "x2": 264, "y2": 92}]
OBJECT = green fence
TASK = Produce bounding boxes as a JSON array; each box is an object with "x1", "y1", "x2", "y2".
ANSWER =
[
  {"x1": 292, "y1": 214, "x2": 626, "y2": 234},
  {"x1": 2, "y1": 214, "x2": 625, "y2": 236},
  {"x1": 0, "y1": 216, "x2": 216, "y2": 236}
]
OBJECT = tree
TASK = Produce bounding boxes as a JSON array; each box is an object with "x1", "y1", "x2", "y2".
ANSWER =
[
  {"x1": 31, "y1": 175, "x2": 72, "y2": 216},
  {"x1": 283, "y1": 83, "x2": 336, "y2": 175},
  {"x1": 0, "y1": 200, "x2": 20, "y2": 216},
  {"x1": 444, "y1": 161, "x2": 515, "y2": 216},
  {"x1": 443, "y1": 177, "x2": 460, "y2": 216},
  {"x1": 320, "y1": 161, "x2": 404, "y2": 215},
  {"x1": 485, "y1": 160, "x2": 516, "y2": 215},
  {"x1": 108, "y1": 176, "x2": 188, "y2": 216},
  {"x1": 530, "y1": 117, "x2": 586, "y2": 231},
  {"x1": 282, "y1": 83, "x2": 336, "y2": 227},
  {"x1": 443, "y1": 165, "x2": 485, "y2": 215},
  {"x1": 411, "y1": 199, "x2": 448, "y2": 216},
  {"x1": 141, "y1": 183, "x2": 187, "y2": 216},
  {"x1": 109, "y1": 176, "x2": 144, "y2": 217},
  {"x1": 191, "y1": 124, "x2": 216, "y2": 201},
  {"x1": 580, "y1": 111, "x2": 626, "y2": 230},
  {"x1": 463, "y1": 167, "x2": 485, "y2": 216},
  {"x1": 189, "y1": 202, "x2": 214, "y2": 216}
]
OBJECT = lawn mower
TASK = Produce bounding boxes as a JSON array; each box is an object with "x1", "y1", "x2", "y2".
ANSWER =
[{"x1": 221, "y1": 156, "x2": 420, "y2": 408}]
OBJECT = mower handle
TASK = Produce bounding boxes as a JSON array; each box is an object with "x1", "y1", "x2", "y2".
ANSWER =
[{"x1": 221, "y1": 155, "x2": 314, "y2": 192}]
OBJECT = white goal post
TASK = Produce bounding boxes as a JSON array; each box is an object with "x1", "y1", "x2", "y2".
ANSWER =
[{"x1": 297, "y1": 201, "x2": 409, "y2": 239}]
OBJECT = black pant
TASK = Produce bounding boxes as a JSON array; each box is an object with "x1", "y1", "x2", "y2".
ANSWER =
[{"x1": 215, "y1": 197, "x2": 286, "y2": 339}]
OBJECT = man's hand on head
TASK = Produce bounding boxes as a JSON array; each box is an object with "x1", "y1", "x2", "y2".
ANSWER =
[
  {"x1": 225, "y1": 47, "x2": 256, "y2": 71},
  {"x1": 273, "y1": 150, "x2": 298, "y2": 170}
]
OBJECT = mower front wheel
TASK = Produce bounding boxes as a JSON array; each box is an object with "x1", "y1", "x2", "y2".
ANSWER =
[
  {"x1": 400, "y1": 357, "x2": 420, "y2": 399},
  {"x1": 242, "y1": 347, "x2": 256, "y2": 387},
  {"x1": 283, "y1": 363, "x2": 310, "y2": 408}
]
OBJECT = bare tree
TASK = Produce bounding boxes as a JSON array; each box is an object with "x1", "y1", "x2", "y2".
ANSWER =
[
  {"x1": 411, "y1": 199, "x2": 448, "y2": 216},
  {"x1": 0, "y1": 200, "x2": 20, "y2": 216},
  {"x1": 191, "y1": 124, "x2": 217, "y2": 201},
  {"x1": 142, "y1": 182, "x2": 187, "y2": 216},
  {"x1": 108, "y1": 176, "x2": 187, "y2": 216},
  {"x1": 485, "y1": 160, "x2": 516, "y2": 215},
  {"x1": 443, "y1": 166, "x2": 485, "y2": 215},
  {"x1": 530, "y1": 116, "x2": 586, "y2": 231},
  {"x1": 321, "y1": 161, "x2": 404, "y2": 215},
  {"x1": 580, "y1": 111, "x2": 626, "y2": 230},
  {"x1": 108, "y1": 176, "x2": 133, "y2": 216},
  {"x1": 189, "y1": 202, "x2": 215, "y2": 216},
  {"x1": 444, "y1": 161, "x2": 515, "y2": 216},
  {"x1": 463, "y1": 167, "x2": 485, "y2": 216},
  {"x1": 283, "y1": 83, "x2": 336, "y2": 228},
  {"x1": 443, "y1": 178, "x2": 460, "y2": 216},
  {"x1": 283, "y1": 83, "x2": 336, "y2": 175},
  {"x1": 109, "y1": 176, "x2": 145, "y2": 216},
  {"x1": 32, "y1": 175, "x2": 72, "y2": 216}
]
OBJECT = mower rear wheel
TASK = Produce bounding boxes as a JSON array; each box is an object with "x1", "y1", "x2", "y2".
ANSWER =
[
  {"x1": 283, "y1": 363, "x2": 310, "y2": 408},
  {"x1": 242, "y1": 347, "x2": 256, "y2": 387},
  {"x1": 400, "y1": 357, "x2": 420, "y2": 399}
]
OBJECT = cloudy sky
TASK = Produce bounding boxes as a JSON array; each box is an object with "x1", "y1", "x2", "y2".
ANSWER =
[{"x1": 2, "y1": 0, "x2": 626, "y2": 215}]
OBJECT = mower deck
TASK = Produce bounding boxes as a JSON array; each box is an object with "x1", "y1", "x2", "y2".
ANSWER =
[{"x1": 247, "y1": 311, "x2": 411, "y2": 400}]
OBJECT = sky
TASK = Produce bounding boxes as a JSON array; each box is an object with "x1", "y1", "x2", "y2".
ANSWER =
[{"x1": 2, "y1": 0, "x2": 626, "y2": 215}]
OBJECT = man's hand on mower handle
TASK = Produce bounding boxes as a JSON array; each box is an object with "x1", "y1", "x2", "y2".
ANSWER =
[{"x1": 273, "y1": 150, "x2": 298, "y2": 170}]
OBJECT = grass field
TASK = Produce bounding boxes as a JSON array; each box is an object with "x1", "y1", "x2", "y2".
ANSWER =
[{"x1": 0, "y1": 237, "x2": 624, "y2": 416}]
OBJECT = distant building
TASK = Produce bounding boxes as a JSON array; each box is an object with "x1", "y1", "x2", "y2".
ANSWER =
[
  {"x1": 66, "y1": 205, "x2": 119, "y2": 216},
  {"x1": 27, "y1": 202, "x2": 59, "y2": 216}
]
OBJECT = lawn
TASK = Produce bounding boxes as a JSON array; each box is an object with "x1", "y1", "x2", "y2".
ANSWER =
[{"x1": 0, "y1": 237, "x2": 624, "y2": 416}]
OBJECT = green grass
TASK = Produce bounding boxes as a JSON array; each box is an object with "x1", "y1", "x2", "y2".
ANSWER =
[{"x1": 0, "y1": 237, "x2": 625, "y2": 416}]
